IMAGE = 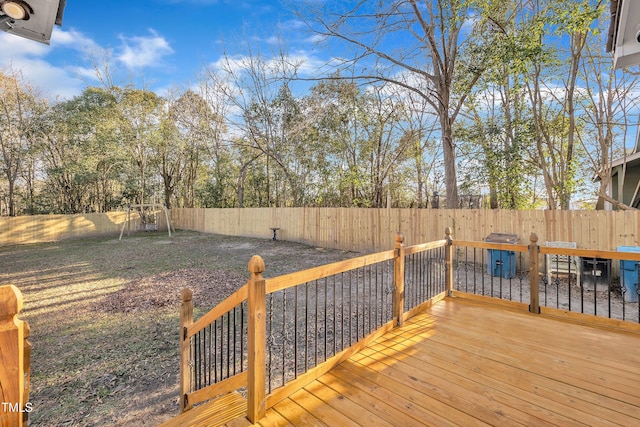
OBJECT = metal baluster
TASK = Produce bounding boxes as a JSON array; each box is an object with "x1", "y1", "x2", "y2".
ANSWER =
[
  {"x1": 499, "y1": 251, "x2": 504, "y2": 299},
  {"x1": 305, "y1": 282, "x2": 309, "y2": 372},
  {"x1": 226, "y1": 312, "x2": 230, "y2": 379},
  {"x1": 594, "y1": 267, "x2": 598, "y2": 317},
  {"x1": 242, "y1": 301, "x2": 246, "y2": 372},
  {"x1": 421, "y1": 251, "x2": 425, "y2": 302},
  {"x1": 607, "y1": 269, "x2": 612, "y2": 318},
  {"x1": 374, "y1": 262, "x2": 379, "y2": 329},
  {"x1": 214, "y1": 318, "x2": 218, "y2": 382},
  {"x1": 194, "y1": 331, "x2": 199, "y2": 390},
  {"x1": 333, "y1": 275, "x2": 337, "y2": 356},
  {"x1": 508, "y1": 256, "x2": 513, "y2": 301},
  {"x1": 315, "y1": 280, "x2": 319, "y2": 367},
  {"x1": 465, "y1": 248, "x2": 469, "y2": 293},
  {"x1": 353, "y1": 268, "x2": 364, "y2": 342},
  {"x1": 232, "y1": 306, "x2": 236, "y2": 376},
  {"x1": 282, "y1": 286, "x2": 298, "y2": 385},
  {"x1": 206, "y1": 324, "x2": 211, "y2": 386},
  {"x1": 291, "y1": 286, "x2": 295, "y2": 381},
  {"x1": 267, "y1": 294, "x2": 272, "y2": 393},
  {"x1": 519, "y1": 253, "x2": 524, "y2": 303},
  {"x1": 555, "y1": 256, "x2": 560, "y2": 308},
  {"x1": 368, "y1": 265, "x2": 372, "y2": 335},
  {"x1": 581, "y1": 260, "x2": 587, "y2": 313},
  {"x1": 349, "y1": 270, "x2": 353, "y2": 345},
  {"x1": 324, "y1": 277, "x2": 328, "y2": 361},
  {"x1": 341, "y1": 272, "x2": 345, "y2": 351},
  {"x1": 363, "y1": 266, "x2": 367, "y2": 337},
  {"x1": 568, "y1": 255, "x2": 574, "y2": 312}
]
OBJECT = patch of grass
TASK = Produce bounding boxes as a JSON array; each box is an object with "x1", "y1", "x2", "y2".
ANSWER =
[{"x1": 0, "y1": 230, "x2": 357, "y2": 426}]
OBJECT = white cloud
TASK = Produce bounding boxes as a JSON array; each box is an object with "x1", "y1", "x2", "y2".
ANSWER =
[
  {"x1": 0, "y1": 31, "x2": 86, "y2": 99},
  {"x1": 51, "y1": 28, "x2": 100, "y2": 53},
  {"x1": 305, "y1": 34, "x2": 325, "y2": 44},
  {"x1": 0, "y1": 32, "x2": 50, "y2": 58},
  {"x1": 0, "y1": 55, "x2": 85, "y2": 100},
  {"x1": 209, "y1": 49, "x2": 336, "y2": 79},
  {"x1": 116, "y1": 30, "x2": 174, "y2": 69},
  {"x1": 265, "y1": 35, "x2": 280, "y2": 45},
  {"x1": 278, "y1": 19, "x2": 307, "y2": 31}
]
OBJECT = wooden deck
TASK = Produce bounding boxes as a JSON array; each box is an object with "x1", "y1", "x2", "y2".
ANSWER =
[{"x1": 161, "y1": 297, "x2": 640, "y2": 426}]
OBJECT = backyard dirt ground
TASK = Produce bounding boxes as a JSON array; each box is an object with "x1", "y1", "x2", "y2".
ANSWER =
[{"x1": 0, "y1": 231, "x2": 359, "y2": 426}]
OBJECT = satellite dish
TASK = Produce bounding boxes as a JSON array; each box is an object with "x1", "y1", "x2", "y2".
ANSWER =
[{"x1": 0, "y1": 0, "x2": 66, "y2": 45}]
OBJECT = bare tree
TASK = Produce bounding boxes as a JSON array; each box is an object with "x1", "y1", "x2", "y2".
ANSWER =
[
  {"x1": 294, "y1": 0, "x2": 511, "y2": 207},
  {"x1": 579, "y1": 42, "x2": 640, "y2": 210}
]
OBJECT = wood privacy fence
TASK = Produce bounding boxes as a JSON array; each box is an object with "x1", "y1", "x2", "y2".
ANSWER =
[
  {"x1": 3, "y1": 208, "x2": 640, "y2": 251},
  {"x1": 171, "y1": 208, "x2": 640, "y2": 253},
  {"x1": 0, "y1": 211, "x2": 169, "y2": 245}
]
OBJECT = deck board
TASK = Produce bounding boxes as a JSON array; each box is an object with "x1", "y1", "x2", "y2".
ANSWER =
[{"x1": 160, "y1": 298, "x2": 640, "y2": 426}]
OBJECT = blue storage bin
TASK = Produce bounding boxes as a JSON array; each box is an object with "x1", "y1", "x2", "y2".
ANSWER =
[
  {"x1": 487, "y1": 249, "x2": 516, "y2": 279},
  {"x1": 485, "y1": 233, "x2": 518, "y2": 279},
  {"x1": 617, "y1": 246, "x2": 640, "y2": 303}
]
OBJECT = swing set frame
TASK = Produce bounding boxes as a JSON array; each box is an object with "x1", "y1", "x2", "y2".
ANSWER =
[{"x1": 119, "y1": 204, "x2": 173, "y2": 240}]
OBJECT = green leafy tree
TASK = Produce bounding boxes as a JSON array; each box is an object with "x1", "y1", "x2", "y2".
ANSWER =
[
  {"x1": 38, "y1": 88, "x2": 123, "y2": 213},
  {"x1": 0, "y1": 68, "x2": 46, "y2": 216},
  {"x1": 113, "y1": 88, "x2": 163, "y2": 205}
]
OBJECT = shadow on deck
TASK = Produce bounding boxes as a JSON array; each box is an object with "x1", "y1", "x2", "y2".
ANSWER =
[{"x1": 160, "y1": 296, "x2": 640, "y2": 426}]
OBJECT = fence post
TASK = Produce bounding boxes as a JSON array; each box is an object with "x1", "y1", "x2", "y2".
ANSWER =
[
  {"x1": 529, "y1": 233, "x2": 540, "y2": 314},
  {"x1": 445, "y1": 227, "x2": 453, "y2": 296},
  {"x1": 0, "y1": 285, "x2": 29, "y2": 427},
  {"x1": 247, "y1": 255, "x2": 266, "y2": 423},
  {"x1": 393, "y1": 232, "x2": 405, "y2": 326},
  {"x1": 179, "y1": 288, "x2": 193, "y2": 412}
]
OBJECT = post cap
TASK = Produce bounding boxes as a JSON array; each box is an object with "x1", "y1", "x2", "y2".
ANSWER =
[
  {"x1": 0, "y1": 285, "x2": 23, "y2": 319},
  {"x1": 181, "y1": 288, "x2": 193, "y2": 302},
  {"x1": 248, "y1": 255, "x2": 265, "y2": 274},
  {"x1": 395, "y1": 232, "x2": 404, "y2": 243}
]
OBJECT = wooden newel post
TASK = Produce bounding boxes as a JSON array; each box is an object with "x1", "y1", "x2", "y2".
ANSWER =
[
  {"x1": 445, "y1": 227, "x2": 453, "y2": 296},
  {"x1": 529, "y1": 233, "x2": 540, "y2": 314},
  {"x1": 179, "y1": 288, "x2": 193, "y2": 413},
  {"x1": 22, "y1": 322, "x2": 31, "y2": 425},
  {"x1": 247, "y1": 256, "x2": 266, "y2": 423},
  {"x1": 0, "y1": 285, "x2": 29, "y2": 427},
  {"x1": 393, "y1": 232, "x2": 405, "y2": 326}
]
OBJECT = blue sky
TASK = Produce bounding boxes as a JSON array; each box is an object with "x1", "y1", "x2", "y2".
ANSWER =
[{"x1": 1, "y1": 0, "x2": 319, "y2": 99}]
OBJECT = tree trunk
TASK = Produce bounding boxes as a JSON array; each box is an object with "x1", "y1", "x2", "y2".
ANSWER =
[
  {"x1": 441, "y1": 115, "x2": 458, "y2": 208},
  {"x1": 7, "y1": 179, "x2": 15, "y2": 217}
]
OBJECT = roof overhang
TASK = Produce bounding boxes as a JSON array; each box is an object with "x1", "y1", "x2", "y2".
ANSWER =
[
  {"x1": 607, "y1": 0, "x2": 640, "y2": 68},
  {"x1": 594, "y1": 151, "x2": 640, "y2": 182},
  {"x1": 0, "y1": 0, "x2": 66, "y2": 44}
]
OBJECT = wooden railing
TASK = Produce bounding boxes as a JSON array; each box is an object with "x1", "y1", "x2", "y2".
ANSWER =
[
  {"x1": 452, "y1": 233, "x2": 640, "y2": 329},
  {"x1": 179, "y1": 230, "x2": 450, "y2": 422},
  {"x1": 177, "y1": 228, "x2": 640, "y2": 423},
  {"x1": 0, "y1": 285, "x2": 31, "y2": 427}
]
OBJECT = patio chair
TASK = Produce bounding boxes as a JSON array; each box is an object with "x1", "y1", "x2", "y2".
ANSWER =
[{"x1": 544, "y1": 241, "x2": 581, "y2": 288}]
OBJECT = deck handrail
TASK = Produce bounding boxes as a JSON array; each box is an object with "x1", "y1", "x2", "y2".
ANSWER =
[
  {"x1": 177, "y1": 229, "x2": 640, "y2": 423},
  {"x1": 178, "y1": 231, "x2": 450, "y2": 422},
  {"x1": 451, "y1": 233, "x2": 640, "y2": 329},
  {"x1": 0, "y1": 285, "x2": 31, "y2": 427}
]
